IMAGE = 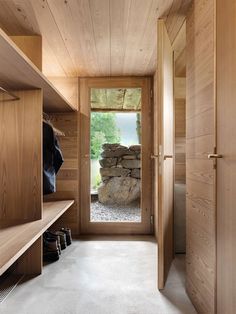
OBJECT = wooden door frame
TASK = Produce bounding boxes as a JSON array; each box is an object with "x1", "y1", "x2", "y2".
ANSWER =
[{"x1": 79, "y1": 77, "x2": 153, "y2": 234}]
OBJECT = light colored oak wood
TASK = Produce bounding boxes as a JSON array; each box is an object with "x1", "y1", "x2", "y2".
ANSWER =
[
  {"x1": 47, "y1": 77, "x2": 79, "y2": 111},
  {"x1": 0, "y1": 200, "x2": 74, "y2": 276},
  {"x1": 43, "y1": 113, "x2": 79, "y2": 235},
  {"x1": 172, "y1": 21, "x2": 186, "y2": 60},
  {"x1": 157, "y1": 19, "x2": 174, "y2": 289},
  {"x1": 174, "y1": 78, "x2": 186, "y2": 99},
  {"x1": 10, "y1": 35, "x2": 42, "y2": 71},
  {"x1": 175, "y1": 100, "x2": 186, "y2": 183},
  {"x1": 79, "y1": 77, "x2": 152, "y2": 235},
  {"x1": 186, "y1": 1, "x2": 216, "y2": 312},
  {"x1": 175, "y1": 48, "x2": 186, "y2": 77},
  {"x1": 153, "y1": 71, "x2": 159, "y2": 239},
  {"x1": 216, "y1": 1, "x2": 236, "y2": 312},
  {"x1": 0, "y1": 90, "x2": 42, "y2": 222},
  {"x1": 0, "y1": 0, "x2": 191, "y2": 77},
  {"x1": 0, "y1": 28, "x2": 75, "y2": 112}
]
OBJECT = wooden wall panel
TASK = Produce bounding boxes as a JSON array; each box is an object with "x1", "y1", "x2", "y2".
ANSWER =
[
  {"x1": 175, "y1": 99, "x2": 186, "y2": 182},
  {"x1": 216, "y1": 1, "x2": 236, "y2": 312},
  {"x1": 47, "y1": 77, "x2": 79, "y2": 111},
  {"x1": 43, "y1": 113, "x2": 79, "y2": 235},
  {"x1": 10, "y1": 35, "x2": 42, "y2": 71},
  {"x1": 186, "y1": 1, "x2": 216, "y2": 313},
  {"x1": 0, "y1": 90, "x2": 42, "y2": 224},
  {"x1": 153, "y1": 71, "x2": 159, "y2": 239}
]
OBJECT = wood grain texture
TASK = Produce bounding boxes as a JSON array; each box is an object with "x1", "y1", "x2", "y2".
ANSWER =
[
  {"x1": 79, "y1": 77, "x2": 152, "y2": 234},
  {"x1": 43, "y1": 113, "x2": 79, "y2": 235},
  {"x1": 153, "y1": 71, "x2": 159, "y2": 239},
  {"x1": 157, "y1": 19, "x2": 174, "y2": 289},
  {"x1": 175, "y1": 100, "x2": 186, "y2": 183},
  {"x1": 0, "y1": 90, "x2": 42, "y2": 223},
  {"x1": 216, "y1": 1, "x2": 236, "y2": 312},
  {"x1": 0, "y1": 28, "x2": 75, "y2": 112},
  {"x1": 10, "y1": 35, "x2": 42, "y2": 71},
  {"x1": 47, "y1": 77, "x2": 79, "y2": 111},
  {"x1": 0, "y1": 0, "x2": 191, "y2": 77},
  {"x1": 186, "y1": 1, "x2": 216, "y2": 312},
  {"x1": 0, "y1": 200, "x2": 74, "y2": 276},
  {"x1": 14, "y1": 237, "x2": 42, "y2": 275}
]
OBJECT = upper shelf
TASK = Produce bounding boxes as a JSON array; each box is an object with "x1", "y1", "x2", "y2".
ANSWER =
[{"x1": 0, "y1": 28, "x2": 76, "y2": 113}]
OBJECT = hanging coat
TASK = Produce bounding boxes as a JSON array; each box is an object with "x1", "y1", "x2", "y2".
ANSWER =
[{"x1": 43, "y1": 121, "x2": 64, "y2": 194}]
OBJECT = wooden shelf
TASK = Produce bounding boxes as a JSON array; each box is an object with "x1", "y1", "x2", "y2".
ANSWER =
[
  {"x1": 0, "y1": 28, "x2": 76, "y2": 113},
  {"x1": 0, "y1": 200, "x2": 74, "y2": 276}
]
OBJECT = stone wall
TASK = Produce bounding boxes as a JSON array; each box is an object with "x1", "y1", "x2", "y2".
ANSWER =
[{"x1": 98, "y1": 144, "x2": 141, "y2": 205}]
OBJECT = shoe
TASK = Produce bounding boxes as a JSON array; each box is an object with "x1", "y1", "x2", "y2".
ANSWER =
[
  {"x1": 54, "y1": 231, "x2": 67, "y2": 250},
  {"x1": 43, "y1": 238, "x2": 60, "y2": 262},
  {"x1": 60, "y1": 228, "x2": 72, "y2": 246},
  {"x1": 44, "y1": 231, "x2": 61, "y2": 254}
]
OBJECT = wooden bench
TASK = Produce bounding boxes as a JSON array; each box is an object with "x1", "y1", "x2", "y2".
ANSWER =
[{"x1": 0, "y1": 200, "x2": 74, "y2": 276}]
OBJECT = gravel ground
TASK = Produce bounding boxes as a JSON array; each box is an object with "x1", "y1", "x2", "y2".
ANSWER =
[{"x1": 90, "y1": 200, "x2": 141, "y2": 222}]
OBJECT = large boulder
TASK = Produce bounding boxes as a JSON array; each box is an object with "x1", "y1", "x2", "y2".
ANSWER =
[{"x1": 98, "y1": 177, "x2": 140, "y2": 205}]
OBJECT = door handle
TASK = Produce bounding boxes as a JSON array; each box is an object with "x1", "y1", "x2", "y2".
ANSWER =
[
  {"x1": 208, "y1": 154, "x2": 223, "y2": 159},
  {"x1": 163, "y1": 155, "x2": 173, "y2": 160},
  {"x1": 151, "y1": 154, "x2": 159, "y2": 159}
]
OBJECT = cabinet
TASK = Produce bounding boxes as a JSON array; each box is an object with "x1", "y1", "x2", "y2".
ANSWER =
[{"x1": 0, "y1": 29, "x2": 78, "y2": 282}]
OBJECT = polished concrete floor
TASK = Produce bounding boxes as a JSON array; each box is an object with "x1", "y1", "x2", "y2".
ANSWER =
[{"x1": 1, "y1": 236, "x2": 197, "y2": 314}]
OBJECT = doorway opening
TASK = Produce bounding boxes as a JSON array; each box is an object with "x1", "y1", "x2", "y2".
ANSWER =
[{"x1": 90, "y1": 88, "x2": 142, "y2": 223}]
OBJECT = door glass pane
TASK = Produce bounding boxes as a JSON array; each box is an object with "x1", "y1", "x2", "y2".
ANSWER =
[{"x1": 90, "y1": 88, "x2": 142, "y2": 222}]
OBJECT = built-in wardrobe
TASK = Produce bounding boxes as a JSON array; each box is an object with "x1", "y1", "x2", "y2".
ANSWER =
[
  {"x1": 0, "y1": 29, "x2": 79, "y2": 293},
  {"x1": 186, "y1": 1, "x2": 236, "y2": 313}
]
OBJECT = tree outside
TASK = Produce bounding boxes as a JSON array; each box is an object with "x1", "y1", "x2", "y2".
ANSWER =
[{"x1": 90, "y1": 112, "x2": 121, "y2": 160}]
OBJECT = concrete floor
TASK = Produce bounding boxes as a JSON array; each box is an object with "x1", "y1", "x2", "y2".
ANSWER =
[{"x1": 1, "y1": 236, "x2": 197, "y2": 314}]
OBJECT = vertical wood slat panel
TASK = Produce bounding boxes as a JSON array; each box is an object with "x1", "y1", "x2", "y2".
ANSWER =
[
  {"x1": 186, "y1": 1, "x2": 216, "y2": 313},
  {"x1": 43, "y1": 113, "x2": 79, "y2": 235},
  {"x1": 0, "y1": 90, "x2": 42, "y2": 223},
  {"x1": 216, "y1": 1, "x2": 236, "y2": 313}
]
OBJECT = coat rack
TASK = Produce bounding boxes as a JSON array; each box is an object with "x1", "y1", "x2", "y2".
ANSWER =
[{"x1": 43, "y1": 112, "x2": 65, "y2": 137}]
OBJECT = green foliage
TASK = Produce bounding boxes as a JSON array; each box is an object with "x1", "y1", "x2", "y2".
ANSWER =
[
  {"x1": 91, "y1": 131, "x2": 106, "y2": 160},
  {"x1": 95, "y1": 174, "x2": 102, "y2": 189},
  {"x1": 90, "y1": 112, "x2": 121, "y2": 159}
]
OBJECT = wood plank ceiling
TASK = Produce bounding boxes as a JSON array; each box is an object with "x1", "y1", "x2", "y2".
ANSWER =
[{"x1": 0, "y1": 0, "x2": 191, "y2": 77}]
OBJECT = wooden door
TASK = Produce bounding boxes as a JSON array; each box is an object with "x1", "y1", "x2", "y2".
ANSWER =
[
  {"x1": 79, "y1": 77, "x2": 152, "y2": 234},
  {"x1": 216, "y1": 1, "x2": 236, "y2": 312},
  {"x1": 157, "y1": 20, "x2": 174, "y2": 289}
]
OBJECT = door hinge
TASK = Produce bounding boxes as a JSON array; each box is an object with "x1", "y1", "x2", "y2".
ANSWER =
[
  {"x1": 150, "y1": 215, "x2": 154, "y2": 225},
  {"x1": 150, "y1": 89, "x2": 153, "y2": 98}
]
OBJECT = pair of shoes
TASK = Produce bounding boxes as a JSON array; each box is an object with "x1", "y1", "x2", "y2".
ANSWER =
[
  {"x1": 53, "y1": 231, "x2": 67, "y2": 250},
  {"x1": 43, "y1": 236, "x2": 60, "y2": 262},
  {"x1": 44, "y1": 231, "x2": 62, "y2": 254},
  {"x1": 43, "y1": 227, "x2": 72, "y2": 262},
  {"x1": 60, "y1": 228, "x2": 72, "y2": 246}
]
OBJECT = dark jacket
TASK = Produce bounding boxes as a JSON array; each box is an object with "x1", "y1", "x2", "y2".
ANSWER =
[{"x1": 43, "y1": 122, "x2": 64, "y2": 194}]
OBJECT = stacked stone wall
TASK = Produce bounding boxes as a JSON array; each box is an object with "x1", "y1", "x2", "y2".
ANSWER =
[{"x1": 98, "y1": 144, "x2": 141, "y2": 205}]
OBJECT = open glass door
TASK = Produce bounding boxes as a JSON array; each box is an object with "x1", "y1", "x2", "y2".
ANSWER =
[{"x1": 80, "y1": 78, "x2": 152, "y2": 234}]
